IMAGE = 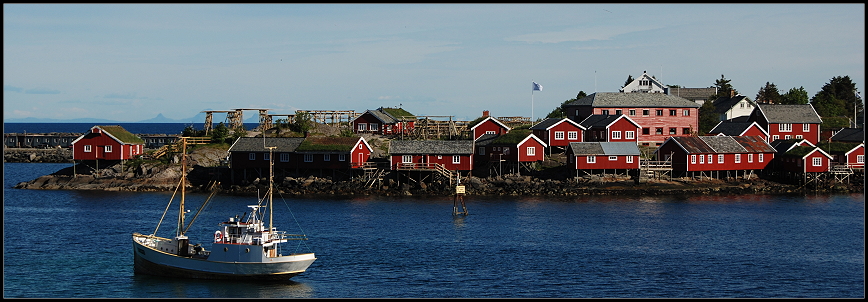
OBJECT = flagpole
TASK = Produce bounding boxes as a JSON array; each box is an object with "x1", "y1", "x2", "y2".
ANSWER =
[{"x1": 531, "y1": 81, "x2": 534, "y2": 122}]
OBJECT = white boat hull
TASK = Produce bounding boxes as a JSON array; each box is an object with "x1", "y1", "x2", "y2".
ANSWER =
[{"x1": 133, "y1": 234, "x2": 316, "y2": 280}]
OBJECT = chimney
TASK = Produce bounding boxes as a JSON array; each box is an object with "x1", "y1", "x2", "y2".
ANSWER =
[
  {"x1": 483, "y1": 110, "x2": 490, "y2": 117},
  {"x1": 730, "y1": 90, "x2": 735, "y2": 98}
]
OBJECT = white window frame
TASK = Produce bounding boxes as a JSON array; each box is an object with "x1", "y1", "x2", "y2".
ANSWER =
[
  {"x1": 690, "y1": 155, "x2": 696, "y2": 164},
  {"x1": 611, "y1": 131, "x2": 621, "y2": 140},
  {"x1": 105, "y1": 145, "x2": 112, "y2": 153},
  {"x1": 568, "y1": 131, "x2": 578, "y2": 140},
  {"x1": 264, "y1": 152, "x2": 270, "y2": 161},
  {"x1": 785, "y1": 135, "x2": 792, "y2": 140},
  {"x1": 452, "y1": 155, "x2": 461, "y2": 164},
  {"x1": 485, "y1": 130, "x2": 496, "y2": 135},
  {"x1": 718, "y1": 154, "x2": 724, "y2": 164},
  {"x1": 626, "y1": 156, "x2": 633, "y2": 163},
  {"x1": 369, "y1": 123, "x2": 379, "y2": 131},
  {"x1": 803, "y1": 124, "x2": 810, "y2": 132},
  {"x1": 402, "y1": 155, "x2": 412, "y2": 163},
  {"x1": 249, "y1": 153, "x2": 256, "y2": 160},
  {"x1": 304, "y1": 154, "x2": 313, "y2": 162},
  {"x1": 555, "y1": 131, "x2": 565, "y2": 140},
  {"x1": 772, "y1": 135, "x2": 779, "y2": 141},
  {"x1": 779, "y1": 123, "x2": 792, "y2": 132},
  {"x1": 796, "y1": 135, "x2": 803, "y2": 139},
  {"x1": 625, "y1": 131, "x2": 635, "y2": 140},
  {"x1": 812, "y1": 157, "x2": 822, "y2": 166},
  {"x1": 683, "y1": 110, "x2": 690, "y2": 116},
  {"x1": 85, "y1": 145, "x2": 92, "y2": 152},
  {"x1": 699, "y1": 154, "x2": 704, "y2": 164},
  {"x1": 735, "y1": 154, "x2": 741, "y2": 163},
  {"x1": 357, "y1": 123, "x2": 366, "y2": 131},
  {"x1": 609, "y1": 156, "x2": 618, "y2": 161},
  {"x1": 526, "y1": 147, "x2": 535, "y2": 156},
  {"x1": 748, "y1": 153, "x2": 753, "y2": 163},
  {"x1": 587, "y1": 155, "x2": 596, "y2": 163},
  {"x1": 323, "y1": 154, "x2": 330, "y2": 161},
  {"x1": 856, "y1": 155, "x2": 864, "y2": 164},
  {"x1": 280, "y1": 153, "x2": 290, "y2": 162},
  {"x1": 758, "y1": 153, "x2": 764, "y2": 162},
  {"x1": 339, "y1": 154, "x2": 346, "y2": 161}
]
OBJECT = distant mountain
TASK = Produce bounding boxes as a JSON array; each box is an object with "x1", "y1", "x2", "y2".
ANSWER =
[{"x1": 4, "y1": 117, "x2": 123, "y2": 123}]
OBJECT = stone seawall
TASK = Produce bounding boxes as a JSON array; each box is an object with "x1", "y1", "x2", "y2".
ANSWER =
[{"x1": 4, "y1": 148, "x2": 73, "y2": 163}]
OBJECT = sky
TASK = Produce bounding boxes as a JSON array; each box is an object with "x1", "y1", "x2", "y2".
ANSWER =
[{"x1": 3, "y1": 4, "x2": 865, "y2": 123}]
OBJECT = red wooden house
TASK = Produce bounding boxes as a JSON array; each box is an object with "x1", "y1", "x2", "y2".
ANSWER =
[
  {"x1": 844, "y1": 144, "x2": 864, "y2": 169},
  {"x1": 562, "y1": 92, "x2": 699, "y2": 146},
  {"x1": 775, "y1": 145, "x2": 832, "y2": 173},
  {"x1": 468, "y1": 115, "x2": 510, "y2": 140},
  {"x1": 566, "y1": 142, "x2": 641, "y2": 171},
  {"x1": 352, "y1": 107, "x2": 415, "y2": 135},
  {"x1": 71, "y1": 125, "x2": 145, "y2": 161},
  {"x1": 818, "y1": 142, "x2": 864, "y2": 169},
  {"x1": 749, "y1": 104, "x2": 822, "y2": 144},
  {"x1": 389, "y1": 140, "x2": 474, "y2": 172},
  {"x1": 655, "y1": 135, "x2": 776, "y2": 174},
  {"x1": 293, "y1": 136, "x2": 373, "y2": 170},
  {"x1": 529, "y1": 118, "x2": 584, "y2": 149},
  {"x1": 708, "y1": 121, "x2": 769, "y2": 141},
  {"x1": 474, "y1": 130, "x2": 547, "y2": 163},
  {"x1": 578, "y1": 114, "x2": 640, "y2": 143}
]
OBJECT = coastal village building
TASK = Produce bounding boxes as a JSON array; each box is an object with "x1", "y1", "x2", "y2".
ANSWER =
[
  {"x1": 228, "y1": 137, "x2": 306, "y2": 181},
  {"x1": 774, "y1": 145, "x2": 833, "y2": 174},
  {"x1": 562, "y1": 92, "x2": 700, "y2": 146},
  {"x1": 712, "y1": 94, "x2": 757, "y2": 121},
  {"x1": 655, "y1": 135, "x2": 776, "y2": 177},
  {"x1": 352, "y1": 107, "x2": 415, "y2": 135},
  {"x1": 818, "y1": 142, "x2": 864, "y2": 169},
  {"x1": 708, "y1": 121, "x2": 769, "y2": 141},
  {"x1": 468, "y1": 114, "x2": 511, "y2": 140},
  {"x1": 474, "y1": 130, "x2": 547, "y2": 175},
  {"x1": 667, "y1": 87, "x2": 718, "y2": 105},
  {"x1": 829, "y1": 128, "x2": 864, "y2": 144},
  {"x1": 748, "y1": 104, "x2": 823, "y2": 145},
  {"x1": 5, "y1": 133, "x2": 78, "y2": 149},
  {"x1": 71, "y1": 125, "x2": 145, "y2": 161},
  {"x1": 292, "y1": 136, "x2": 373, "y2": 171},
  {"x1": 620, "y1": 71, "x2": 667, "y2": 94},
  {"x1": 577, "y1": 114, "x2": 641, "y2": 143},
  {"x1": 566, "y1": 142, "x2": 641, "y2": 174},
  {"x1": 227, "y1": 136, "x2": 372, "y2": 180},
  {"x1": 529, "y1": 117, "x2": 585, "y2": 151},
  {"x1": 389, "y1": 140, "x2": 474, "y2": 173}
]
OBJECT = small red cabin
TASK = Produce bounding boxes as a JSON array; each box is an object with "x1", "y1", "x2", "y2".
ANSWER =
[
  {"x1": 656, "y1": 136, "x2": 775, "y2": 172},
  {"x1": 352, "y1": 107, "x2": 415, "y2": 135},
  {"x1": 71, "y1": 125, "x2": 145, "y2": 161},
  {"x1": 389, "y1": 140, "x2": 474, "y2": 172},
  {"x1": 776, "y1": 146, "x2": 832, "y2": 173},
  {"x1": 529, "y1": 118, "x2": 584, "y2": 149},
  {"x1": 475, "y1": 131, "x2": 547, "y2": 164},
  {"x1": 566, "y1": 142, "x2": 641, "y2": 170},
  {"x1": 708, "y1": 121, "x2": 769, "y2": 141},
  {"x1": 750, "y1": 104, "x2": 822, "y2": 144},
  {"x1": 844, "y1": 144, "x2": 864, "y2": 169},
  {"x1": 293, "y1": 136, "x2": 373, "y2": 170},
  {"x1": 469, "y1": 116, "x2": 511, "y2": 140},
  {"x1": 578, "y1": 114, "x2": 640, "y2": 143}
]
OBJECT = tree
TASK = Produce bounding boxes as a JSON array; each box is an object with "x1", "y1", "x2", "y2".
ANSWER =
[
  {"x1": 779, "y1": 86, "x2": 809, "y2": 105},
  {"x1": 622, "y1": 75, "x2": 634, "y2": 88},
  {"x1": 754, "y1": 82, "x2": 781, "y2": 104},
  {"x1": 709, "y1": 74, "x2": 739, "y2": 101},
  {"x1": 811, "y1": 75, "x2": 862, "y2": 118},
  {"x1": 698, "y1": 101, "x2": 718, "y2": 135},
  {"x1": 546, "y1": 91, "x2": 588, "y2": 118},
  {"x1": 210, "y1": 122, "x2": 230, "y2": 144},
  {"x1": 291, "y1": 111, "x2": 314, "y2": 135},
  {"x1": 181, "y1": 125, "x2": 205, "y2": 137}
]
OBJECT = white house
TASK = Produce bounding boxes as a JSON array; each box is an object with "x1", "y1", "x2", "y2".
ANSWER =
[{"x1": 620, "y1": 71, "x2": 667, "y2": 94}]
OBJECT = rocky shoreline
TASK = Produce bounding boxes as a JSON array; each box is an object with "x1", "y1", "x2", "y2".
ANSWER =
[{"x1": 7, "y1": 147, "x2": 863, "y2": 197}]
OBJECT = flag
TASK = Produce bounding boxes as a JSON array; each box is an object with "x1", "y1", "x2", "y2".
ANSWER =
[
  {"x1": 532, "y1": 82, "x2": 542, "y2": 91},
  {"x1": 856, "y1": 91, "x2": 862, "y2": 100}
]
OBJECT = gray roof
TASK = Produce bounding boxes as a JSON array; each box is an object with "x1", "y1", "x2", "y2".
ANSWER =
[
  {"x1": 569, "y1": 142, "x2": 640, "y2": 155},
  {"x1": 755, "y1": 104, "x2": 822, "y2": 124},
  {"x1": 563, "y1": 92, "x2": 700, "y2": 108},
  {"x1": 667, "y1": 87, "x2": 717, "y2": 100},
  {"x1": 473, "y1": 133, "x2": 499, "y2": 146},
  {"x1": 579, "y1": 114, "x2": 623, "y2": 129},
  {"x1": 389, "y1": 140, "x2": 474, "y2": 155},
  {"x1": 530, "y1": 117, "x2": 584, "y2": 131},
  {"x1": 830, "y1": 128, "x2": 864, "y2": 143},
  {"x1": 364, "y1": 109, "x2": 398, "y2": 124},
  {"x1": 699, "y1": 136, "x2": 747, "y2": 153},
  {"x1": 708, "y1": 121, "x2": 759, "y2": 136},
  {"x1": 229, "y1": 137, "x2": 305, "y2": 152}
]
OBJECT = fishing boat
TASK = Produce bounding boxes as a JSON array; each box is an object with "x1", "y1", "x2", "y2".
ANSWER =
[{"x1": 132, "y1": 140, "x2": 316, "y2": 280}]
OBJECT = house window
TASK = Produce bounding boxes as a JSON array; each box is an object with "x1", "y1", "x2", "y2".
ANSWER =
[
  {"x1": 643, "y1": 109, "x2": 650, "y2": 116},
  {"x1": 478, "y1": 147, "x2": 485, "y2": 155},
  {"x1": 683, "y1": 128, "x2": 691, "y2": 135},
  {"x1": 812, "y1": 157, "x2": 822, "y2": 166},
  {"x1": 669, "y1": 110, "x2": 677, "y2": 116},
  {"x1": 625, "y1": 131, "x2": 635, "y2": 139},
  {"x1": 249, "y1": 153, "x2": 256, "y2": 160},
  {"x1": 526, "y1": 147, "x2": 535, "y2": 156},
  {"x1": 105, "y1": 145, "x2": 112, "y2": 153},
  {"x1": 857, "y1": 155, "x2": 864, "y2": 164},
  {"x1": 699, "y1": 154, "x2": 704, "y2": 164},
  {"x1": 643, "y1": 128, "x2": 650, "y2": 135},
  {"x1": 683, "y1": 110, "x2": 690, "y2": 116},
  {"x1": 616, "y1": 110, "x2": 622, "y2": 115},
  {"x1": 402, "y1": 155, "x2": 412, "y2": 163},
  {"x1": 758, "y1": 154, "x2": 764, "y2": 162},
  {"x1": 772, "y1": 135, "x2": 779, "y2": 141},
  {"x1": 358, "y1": 123, "x2": 366, "y2": 131},
  {"x1": 369, "y1": 123, "x2": 379, "y2": 131},
  {"x1": 85, "y1": 145, "x2": 92, "y2": 152},
  {"x1": 568, "y1": 131, "x2": 578, "y2": 140},
  {"x1": 655, "y1": 128, "x2": 663, "y2": 135},
  {"x1": 708, "y1": 154, "x2": 713, "y2": 164},
  {"x1": 587, "y1": 155, "x2": 596, "y2": 163},
  {"x1": 264, "y1": 153, "x2": 270, "y2": 161},
  {"x1": 629, "y1": 110, "x2": 636, "y2": 116},
  {"x1": 304, "y1": 154, "x2": 313, "y2": 162},
  {"x1": 626, "y1": 156, "x2": 633, "y2": 163},
  {"x1": 669, "y1": 128, "x2": 677, "y2": 135},
  {"x1": 602, "y1": 110, "x2": 610, "y2": 116},
  {"x1": 609, "y1": 156, "x2": 618, "y2": 161},
  {"x1": 785, "y1": 135, "x2": 791, "y2": 140},
  {"x1": 796, "y1": 135, "x2": 803, "y2": 139},
  {"x1": 735, "y1": 154, "x2": 741, "y2": 163},
  {"x1": 324, "y1": 154, "x2": 330, "y2": 161},
  {"x1": 611, "y1": 131, "x2": 621, "y2": 140},
  {"x1": 803, "y1": 124, "x2": 810, "y2": 132},
  {"x1": 555, "y1": 131, "x2": 565, "y2": 140},
  {"x1": 280, "y1": 153, "x2": 290, "y2": 162},
  {"x1": 718, "y1": 154, "x2": 724, "y2": 164},
  {"x1": 748, "y1": 154, "x2": 753, "y2": 163},
  {"x1": 656, "y1": 110, "x2": 663, "y2": 116},
  {"x1": 690, "y1": 155, "x2": 696, "y2": 164},
  {"x1": 339, "y1": 154, "x2": 346, "y2": 161},
  {"x1": 779, "y1": 123, "x2": 792, "y2": 132},
  {"x1": 452, "y1": 155, "x2": 461, "y2": 164}
]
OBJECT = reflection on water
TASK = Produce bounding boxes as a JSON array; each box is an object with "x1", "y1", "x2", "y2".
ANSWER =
[{"x1": 132, "y1": 275, "x2": 315, "y2": 298}]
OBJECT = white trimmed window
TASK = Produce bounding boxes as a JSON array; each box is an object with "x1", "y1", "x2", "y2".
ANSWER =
[
  {"x1": 772, "y1": 135, "x2": 779, "y2": 141},
  {"x1": 486, "y1": 130, "x2": 496, "y2": 135},
  {"x1": 323, "y1": 154, "x2": 330, "y2": 161},
  {"x1": 280, "y1": 153, "x2": 290, "y2": 162},
  {"x1": 691, "y1": 155, "x2": 696, "y2": 164},
  {"x1": 568, "y1": 131, "x2": 578, "y2": 140},
  {"x1": 718, "y1": 154, "x2": 724, "y2": 164},
  {"x1": 785, "y1": 135, "x2": 792, "y2": 140},
  {"x1": 358, "y1": 123, "x2": 366, "y2": 131},
  {"x1": 609, "y1": 156, "x2": 617, "y2": 161},
  {"x1": 402, "y1": 155, "x2": 412, "y2": 163},
  {"x1": 796, "y1": 135, "x2": 803, "y2": 139},
  {"x1": 304, "y1": 154, "x2": 313, "y2": 162},
  {"x1": 700, "y1": 154, "x2": 704, "y2": 164},
  {"x1": 803, "y1": 124, "x2": 810, "y2": 132},
  {"x1": 339, "y1": 154, "x2": 346, "y2": 161},
  {"x1": 587, "y1": 155, "x2": 596, "y2": 163},
  {"x1": 249, "y1": 153, "x2": 256, "y2": 160},
  {"x1": 264, "y1": 153, "x2": 270, "y2": 161},
  {"x1": 626, "y1": 156, "x2": 633, "y2": 163},
  {"x1": 708, "y1": 154, "x2": 713, "y2": 164},
  {"x1": 748, "y1": 154, "x2": 753, "y2": 163},
  {"x1": 735, "y1": 154, "x2": 741, "y2": 163},
  {"x1": 85, "y1": 145, "x2": 92, "y2": 152},
  {"x1": 857, "y1": 155, "x2": 864, "y2": 164},
  {"x1": 779, "y1": 123, "x2": 792, "y2": 132},
  {"x1": 555, "y1": 131, "x2": 565, "y2": 140},
  {"x1": 758, "y1": 153, "x2": 764, "y2": 162},
  {"x1": 452, "y1": 155, "x2": 461, "y2": 164},
  {"x1": 369, "y1": 123, "x2": 379, "y2": 131},
  {"x1": 611, "y1": 131, "x2": 621, "y2": 140},
  {"x1": 812, "y1": 157, "x2": 822, "y2": 166},
  {"x1": 526, "y1": 147, "x2": 535, "y2": 156},
  {"x1": 625, "y1": 131, "x2": 635, "y2": 140},
  {"x1": 105, "y1": 145, "x2": 112, "y2": 152}
]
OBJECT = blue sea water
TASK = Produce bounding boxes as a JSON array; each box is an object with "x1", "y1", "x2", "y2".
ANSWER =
[
  {"x1": 3, "y1": 162, "x2": 865, "y2": 298},
  {"x1": 3, "y1": 123, "x2": 261, "y2": 135}
]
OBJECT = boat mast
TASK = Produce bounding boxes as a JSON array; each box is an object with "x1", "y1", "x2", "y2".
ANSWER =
[
  {"x1": 178, "y1": 137, "x2": 187, "y2": 237},
  {"x1": 267, "y1": 146, "x2": 275, "y2": 237}
]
